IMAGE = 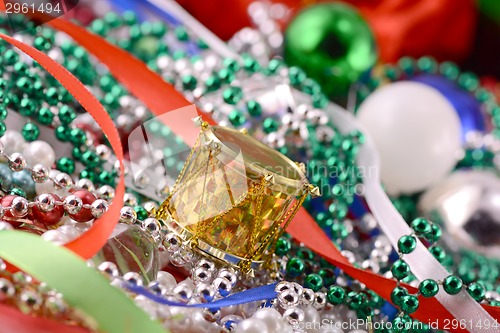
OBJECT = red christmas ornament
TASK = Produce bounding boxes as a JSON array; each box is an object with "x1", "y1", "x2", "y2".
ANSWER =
[
  {"x1": 32, "y1": 194, "x2": 64, "y2": 227},
  {"x1": 69, "y1": 189, "x2": 96, "y2": 223}
]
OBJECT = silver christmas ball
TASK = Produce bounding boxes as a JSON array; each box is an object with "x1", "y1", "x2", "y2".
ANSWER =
[{"x1": 419, "y1": 170, "x2": 500, "y2": 257}]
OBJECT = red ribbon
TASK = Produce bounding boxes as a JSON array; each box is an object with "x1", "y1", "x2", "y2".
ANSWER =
[{"x1": 0, "y1": 9, "x2": 498, "y2": 333}]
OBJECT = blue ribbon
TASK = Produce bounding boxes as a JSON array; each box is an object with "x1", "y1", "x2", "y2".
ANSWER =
[{"x1": 124, "y1": 282, "x2": 278, "y2": 308}]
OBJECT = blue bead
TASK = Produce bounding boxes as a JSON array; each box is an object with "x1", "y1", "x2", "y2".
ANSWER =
[
  {"x1": 0, "y1": 163, "x2": 13, "y2": 190},
  {"x1": 12, "y1": 169, "x2": 36, "y2": 198}
]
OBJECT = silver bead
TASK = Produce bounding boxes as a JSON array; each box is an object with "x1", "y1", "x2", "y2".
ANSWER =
[
  {"x1": 290, "y1": 282, "x2": 303, "y2": 296},
  {"x1": 194, "y1": 283, "x2": 216, "y2": 302},
  {"x1": 31, "y1": 164, "x2": 49, "y2": 183},
  {"x1": 19, "y1": 290, "x2": 42, "y2": 310},
  {"x1": 275, "y1": 281, "x2": 291, "y2": 293},
  {"x1": 77, "y1": 178, "x2": 95, "y2": 192},
  {"x1": 213, "y1": 277, "x2": 232, "y2": 297},
  {"x1": 147, "y1": 281, "x2": 167, "y2": 295},
  {"x1": 283, "y1": 307, "x2": 304, "y2": 328},
  {"x1": 0, "y1": 259, "x2": 5, "y2": 271},
  {"x1": 95, "y1": 145, "x2": 111, "y2": 160},
  {"x1": 218, "y1": 268, "x2": 238, "y2": 287},
  {"x1": 143, "y1": 201, "x2": 158, "y2": 214},
  {"x1": 97, "y1": 261, "x2": 119, "y2": 278},
  {"x1": 55, "y1": 173, "x2": 73, "y2": 189},
  {"x1": 123, "y1": 272, "x2": 144, "y2": 286},
  {"x1": 91, "y1": 199, "x2": 109, "y2": 218},
  {"x1": 36, "y1": 194, "x2": 55, "y2": 212},
  {"x1": 163, "y1": 233, "x2": 182, "y2": 252},
  {"x1": 173, "y1": 283, "x2": 192, "y2": 301},
  {"x1": 194, "y1": 267, "x2": 212, "y2": 283},
  {"x1": 98, "y1": 185, "x2": 115, "y2": 200},
  {"x1": 313, "y1": 292, "x2": 327, "y2": 310},
  {"x1": 119, "y1": 206, "x2": 137, "y2": 224},
  {"x1": 278, "y1": 289, "x2": 299, "y2": 309},
  {"x1": 8, "y1": 153, "x2": 26, "y2": 171},
  {"x1": 197, "y1": 258, "x2": 216, "y2": 272},
  {"x1": 11, "y1": 196, "x2": 29, "y2": 218},
  {"x1": 123, "y1": 192, "x2": 138, "y2": 206},
  {"x1": 203, "y1": 307, "x2": 221, "y2": 322},
  {"x1": 301, "y1": 288, "x2": 315, "y2": 306},
  {"x1": 45, "y1": 295, "x2": 67, "y2": 315},
  {"x1": 0, "y1": 278, "x2": 14, "y2": 301},
  {"x1": 63, "y1": 195, "x2": 83, "y2": 214},
  {"x1": 142, "y1": 218, "x2": 161, "y2": 234}
]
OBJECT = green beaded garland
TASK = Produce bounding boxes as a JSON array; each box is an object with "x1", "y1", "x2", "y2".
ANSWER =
[
  {"x1": 391, "y1": 259, "x2": 410, "y2": 280},
  {"x1": 304, "y1": 274, "x2": 323, "y2": 292},
  {"x1": 22, "y1": 123, "x2": 39, "y2": 142},
  {"x1": 397, "y1": 235, "x2": 417, "y2": 254},
  {"x1": 443, "y1": 275, "x2": 463, "y2": 295},
  {"x1": 327, "y1": 285, "x2": 346, "y2": 305},
  {"x1": 286, "y1": 257, "x2": 305, "y2": 278},
  {"x1": 467, "y1": 282, "x2": 486, "y2": 302},
  {"x1": 274, "y1": 237, "x2": 291, "y2": 256},
  {"x1": 419, "y1": 279, "x2": 439, "y2": 298},
  {"x1": 56, "y1": 157, "x2": 75, "y2": 174},
  {"x1": 400, "y1": 295, "x2": 419, "y2": 314}
]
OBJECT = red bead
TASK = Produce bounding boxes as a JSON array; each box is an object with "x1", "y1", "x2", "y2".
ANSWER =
[
  {"x1": 32, "y1": 194, "x2": 64, "y2": 227},
  {"x1": 69, "y1": 189, "x2": 96, "y2": 222}
]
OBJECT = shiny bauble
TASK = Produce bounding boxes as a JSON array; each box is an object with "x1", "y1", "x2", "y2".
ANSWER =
[
  {"x1": 419, "y1": 170, "x2": 500, "y2": 257},
  {"x1": 284, "y1": 2, "x2": 376, "y2": 97},
  {"x1": 357, "y1": 81, "x2": 461, "y2": 195}
]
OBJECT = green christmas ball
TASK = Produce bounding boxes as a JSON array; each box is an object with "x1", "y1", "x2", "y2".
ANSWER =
[{"x1": 284, "y1": 3, "x2": 376, "y2": 97}]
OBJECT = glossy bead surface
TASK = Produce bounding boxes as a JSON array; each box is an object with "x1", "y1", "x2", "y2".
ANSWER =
[
  {"x1": 69, "y1": 189, "x2": 96, "y2": 222},
  {"x1": 419, "y1": 279, "x2": 439, "y2": 298},
  {"x1": 443, "y1": 275, "x2": 463, "y2": 295},
  {"x1": 32, "y1": 194, "x2": 64, "y2": 227},
  {"x1": 284, "y1": 2, "x2": 376, "y2": 97}
]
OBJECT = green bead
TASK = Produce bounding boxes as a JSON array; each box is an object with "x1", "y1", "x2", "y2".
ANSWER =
[
  {"x1": 467, "y1": 282, "x2": 485, "y2": 302},
  {"x1": 458, "y1": 72, "x2": 479, "y2": 92},
  {"x1": 416, "y1": 56, "x2": 437, "y2": 73},
  {"x1": 19, "y1": 98, "x2": 36, "y2": 117},
  {"x1": 267, "y1": 58, "x2": 284, "y2": 74},
  {"x1": 45, "y1": 87, "x2": 60, "y2": 105},
  {"x1": 56, "y1": 157, "x2": 75, "y2": 174},
  {"x1": 69, "y1": 128, "x2": 87, "y2": 146},
  {"x1": 391, "y1": 286, "x2": 408, "y2": 306},
  {"x1": 429, "y1": 245, "x2": 446, "y2": 262},
  {"x1": 397, "y1": 235, "x2": 416, "y2": 254},
  {"x1": 0, "y1": 106, "x2": 7, "y2": 121},
  {"x1": 91, "y1": 19, "x2": 108, "y2": 35},
  {"x1": 223, "y1": 86, "x2": 243, "y2": 105},
  {"x1": 0, "y1": 122, "x2": 5, "y2": 137},
  {"x1": 10, "y1": 187, "x2": 26, "y2": 198},
  {"x1": 425, "y1": 224, "x2": 442, "y2": 243},
  {"x1": 134, "y1": 206, "x2": 148, "y2": 221},
  {"x1": 443, "y1": 275, "x2": 463, "y2": 295},
  {"x1": 262, "y1": 117, "x2": 279, "y2": 134},
  {"x1": 98, "y1": 170, "x2": 115, "y2": 186},
  {"x1": 37, "y1": 107, "x2": 54, "y2": 125},
  {"x1": 286, "y1": 257, "x2": 305, "y2": 277},
  {"x1": 346, "y1": 291, "x2": 365, "y2": 310},
  {"x1": 246, "y1": 100, "x2": 262, "y2": 117},
  {"x1": 223, "y1": 58, "x2": 241, "y2": 72},
  {"x1": 439, "y1": 61, "x2": 460, "y2": 80},
  {"x1": 22, "y1": 123, "x2": 39, "y2": 142},
  {"x1": 80, "y1": 169, "x2": 96, "y2": 182},
  {"x1": 34, "y1": 36, "x2": 51, "y2": 51},
  {"x1": 327, "y1": 286, "x2": 346, "y2": 305},
  {"x1": 181, "y1": 75, "x2": 197, "y2": 91},
  {"x1": 288, "y1": 66, "x2": 307, "y2": 86},
  {"x1": 392, "y1": 315, "x2": 412, "y2": 333},
  {"x1": 218, "y1": 68, "x2": 235, "y2": 83},
  {"x1": 242, "y1": 56, "x2": 260, "y2": 73},
  {"x1": 205, "y1": 75, "x2": 221, "y2": 92},
  {"x1": 400, "y1": 295, "x2": 419, "y2": 314},
  {"x1": 410, "y1": 217, "x2": 432, "y2": 236},
  {"x1": 391, "y1": 259, "x2": 410, "y2": 280},
  {"x1": 284, "y1": 3, "x2": 376, "y2": 96},
  {"x1": 3, "y1": 49, "x2": 19, "y2": 65},
  {"x1": 318, "y1": 268, "x2": 336, "y2": 287},
  {"x1": 174, "y1": 26, "x2": 189, "y2": 41},
  {"x1": 398, "y1": 57, "x2": 414, "y2": 75},
  {"x1": 304, "y1": 274, "x2": 323, "y2": 292},
  {"x1": 228, "y1": 110, "x2": 246, "y2": 127},
  {"x1": 419, "y1": 279, "x2": 439, "y2": 298},
  {"x1": 331, "y1": 222, "x2": 348, "y2": 239},
  {"x1": 55, "y1": 126, "x2": 70, "y2": 142},
  {"x1": 274, "y1": 237, "x2": 291, "y2": 256},
  {"x1": 81, "y1": 151, "x2": 101, "y2": 168}
]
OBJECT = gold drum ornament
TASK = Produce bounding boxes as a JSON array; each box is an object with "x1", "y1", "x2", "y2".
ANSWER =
[{"x1": 157, "y1": 120, "x2": 318, "y2": 272}]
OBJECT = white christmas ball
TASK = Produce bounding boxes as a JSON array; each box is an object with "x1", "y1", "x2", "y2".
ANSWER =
[
  {"x1": 23, "y1": 140, "x2": 56, "y2": 168},
  {"x1": 0, "y1": 130, "x2": 26, "y2": 156},
  {"x1": 235, "y1": 318, "x2": 270, "y2": 333},
  {"x1": 253, "y1": 308, "x2": 285, "y2": 332},
  {"x1": 357, "y1": 81, "x2": 461, "y2": 195}
]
